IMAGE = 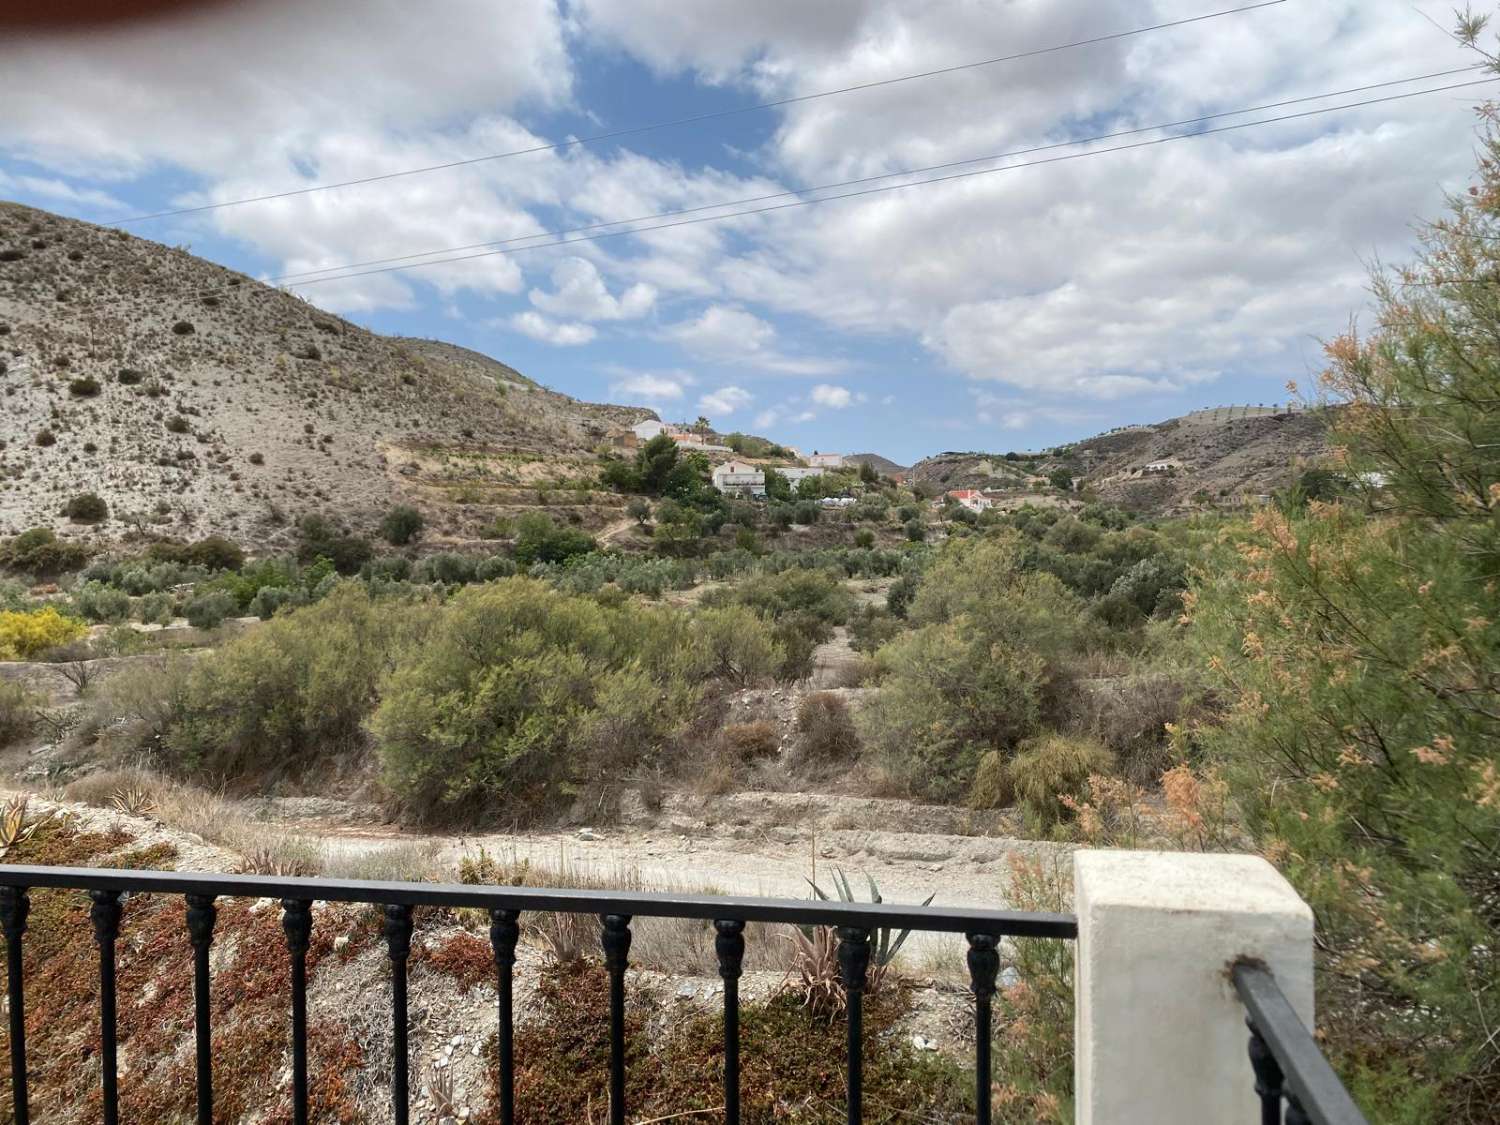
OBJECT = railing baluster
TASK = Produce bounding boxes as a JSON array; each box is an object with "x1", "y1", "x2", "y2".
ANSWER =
[
  {"x1": 90, "y1": 889, "x2": 123, "y2": 1125},
  {"x1": 1285, "y1": 1095, "x2": 1312, "y2": 1125},
  {"x1": 0, "y1": 885, "x2": 30, "y2": 1125},
  {"x1": 601, "y1": 913, "x2": 632, "y2": 1125},
  {"x1": 836, "y1": 927, "x2": 871, "y2": 1125},
  {"x1": 489, "y1": 908, "x2": 520, "y2": 1125},
  {"x1": 714, "y1": 919, "x2": 745, "y2": 1125},
  {"x1": 1246, "y1": 1014, "x2": 1285, "y2": 1124},
  {"x1": 384, "y1": 903, "x2": 413, "y2": 1125},
  {"x1": 966, "y1": 932, "x2": 1000, "y2": 1125},
  {"x1": 1248, "y1": 1020, "x2": 1284, "y2": 1122},
  {"x1": 184, "y1": 894, "x2": 217, "y2": 1125},
  {"x1": 281, "y1": 899, "x2": 313, "y2": 1125}
]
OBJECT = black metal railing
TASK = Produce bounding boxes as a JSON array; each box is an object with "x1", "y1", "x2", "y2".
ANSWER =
[
  {"x1": 1232, "y1": 959, "x2": 1369, "y2": 1125},
  {"x1": 0, "y1": 864, "x2": 1076, "y2": 1125}
]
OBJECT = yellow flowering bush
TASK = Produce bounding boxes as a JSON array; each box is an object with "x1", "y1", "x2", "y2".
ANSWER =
[{"x1": 0, "y1": 606, "x2": 87, "y2": 661}]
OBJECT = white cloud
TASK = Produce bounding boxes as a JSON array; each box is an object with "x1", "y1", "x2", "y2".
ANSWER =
[
  {"x1": 663, "y1": 304, "x2": 845, "y2": 375},
  {"x1": 0, "y1": 1, "x2": 570, "y2": 178},
  {"x1": 810, "y1": 383, "x2": 853, "y2": 408},
  {"x1": 0, "y1": 171, "x2": 126, "y2": 212},
  {"x1": 510, "y1": 311, "x2": 597, "y2": 346},
  {"x1": 579, "y1": 0, "x2": 1474, "y2": 399},
  {"x1": 698, "y1": 385, "x2": 753, "y2": 416},
  {"x1": 610, "y1": 372, "x2": 692, "y2": 400},
  {"x1": 530, "y1": 257, "x2": 656, "y2": 321}
]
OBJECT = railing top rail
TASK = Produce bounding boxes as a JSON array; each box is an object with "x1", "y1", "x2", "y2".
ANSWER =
[
  {"x1": 1232, "y1": 960, "x2": 1369, "y2": 1125},
  {"x1": 0, "y1": 864, "x2": 1078, "y2": 938}
]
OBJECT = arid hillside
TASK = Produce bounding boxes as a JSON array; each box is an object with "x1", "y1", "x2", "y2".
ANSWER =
[
  {"x1": 0, "y1": 201, "x2": 653, "y2": 548},
  {"x1": 910, "y1": 405, "x2": 1331, "y2": 513}
]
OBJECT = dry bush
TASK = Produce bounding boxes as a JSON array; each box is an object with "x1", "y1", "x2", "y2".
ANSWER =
[
  {"x1": 235, "y1": 842, "x2": 321, "y2": 877},
  {"x1": 718, "y1": 720, "x2": 779, "y2": 762},
  {"x1": 0, "y1": 680, "x2": 39, "y2": 748},
  {"x1": 456, "y1": 848, "x2": 782, "y2": 975},
  {"x1": 968, "y1": 749, "x2": 1012, "y2": 810},
  {"x1": 1065, "y1": 672, "x2": 1188, "y2": 786},
  {"x1": 319, "y1": 841, "x2": 442, "y2": 883},
  {"x1": 88, "y1": 653, "x2": 194, "y2": 755},
  {"x1": 794, "y1": 693, "x2": 859, "y2": 764}
]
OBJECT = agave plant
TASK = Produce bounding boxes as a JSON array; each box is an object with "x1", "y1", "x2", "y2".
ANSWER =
[
  {"x1": 789, "y1": 867, "x2": 934, "y2": 1018},
  {"x1": 108, "y1": 785, "x2": 156, "y2": 817},
  {"x1": 0, "y1": 796, "x2": 64, "y2": 860}
]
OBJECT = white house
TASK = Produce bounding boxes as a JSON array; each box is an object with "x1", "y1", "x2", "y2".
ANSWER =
[
  {"x1": 632, "y1": 419, "x2": 669, "y2": 442},
  {"x1": 807, "y1": 452, "x2": 844, "y2": 468},
  {"x1": 711, "y1": 460, "x2": 766, "y2": 497},
  {"x1": 946, "y1": 489, "x2": 992, "y2": 513},
  {"x1": 1142, "y1": 460, "x2": 1178, "y2": 474},
  {"x1": 777, "y1": 466, "x2": 825, "y2": 487}
]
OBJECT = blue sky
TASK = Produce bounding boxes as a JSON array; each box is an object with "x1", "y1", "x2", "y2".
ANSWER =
[{"x1": 0, "y1": 0, "x2": 1486, "y2": 464}]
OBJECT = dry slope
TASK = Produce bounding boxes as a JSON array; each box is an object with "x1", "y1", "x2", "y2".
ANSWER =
[{"x1": 0, "y1": 201, "x2": 651, "y2": 547}]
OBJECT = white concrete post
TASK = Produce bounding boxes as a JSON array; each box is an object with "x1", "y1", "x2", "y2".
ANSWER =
[{"x1": 1073, "y1": 850, "x2": 1313, "y2": 1125}]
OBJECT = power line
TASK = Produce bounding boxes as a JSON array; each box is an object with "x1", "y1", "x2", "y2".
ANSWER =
[
  {"x1": 267, "y1": 67, "x2": 1484, "y2": 287},
  {"x1": 110, "y1": 0, "x2": 1287, "y2": 225},
  {"x1": 65, "y1": 74, "x2": 1492, "y2": 320},
  {"x1": 262, "y1": 78, "x2": 1490, "y2": 293}
]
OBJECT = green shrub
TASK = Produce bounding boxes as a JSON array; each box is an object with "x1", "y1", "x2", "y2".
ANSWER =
[
  {"x1": 730, "y1": 568, "x2": 853, "y2": 627},
  {"x1": 63, "y1": 492, "x2": 108, "y2": 523},
  {"x1": 68, "y1": 376, "x2": 101, "y2": 397},
  {"x1": 72, "y1": 580, "x2": 131, "y2": 624},
  {"x1": 165, "y1": 415, "x2": 190, "y2": 434},
  {"x1": 34, "y1": 429, "x2": 56, "y2": 447},
  {"x1": 0, "y1": 528, "x2": 89, "y2": 577},
  {"x1": 135, "y1": 592, "x2": 175, "y2": 625},
  {"x1": 415, "y1": 552, "x2": 477, "y2": 585},
  {"x1": 294, "y1": 515, "x2": 372, "y2": 575},
  {"x1": 857, "y1": 621, "x2": 1046, "y2": 800},
  {"x1": 167, "y1": 584, "x2": 424, "y2": 779},
  {"x1": 1006, "y1": 734, "x2": 1113, "y2": 830},
  {"x1": 513, "y1": 514, "x2": 596, "y2": 566},
  {"x1": 146, "y1": 535, "x2": 245, "y2": 572},
  {"x1": 903, "y1": 519, "x2": 925, "y2": 542},
  {"x1": 475, "y1": 555, "x2": 517, "y2": 582},
  {"x1": 853, "y1": 529, "x2": 875, "y2": 548},
  {"x1": 380, "y1": 505, "x2": 424, "y2": 546},
  {"x1": 247, "y1": 586, "x2": 300, "y2": 619},
  {"x1": 182, "y1": 590, "x2": 237, "y2": 630},
  {"x1": 693, "y1": 606, "x2": 781, "y2": 685},
  {"x1": 372, "y1": 579, "x2": 716, "y2": 820}
]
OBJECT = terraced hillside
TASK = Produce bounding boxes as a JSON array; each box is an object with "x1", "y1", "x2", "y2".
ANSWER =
[
  {"x1": 0, "y1": 201, "x2": 652, "y2": 548},
  {"x1": 910, "y1": 406, "x2": 1331, "y2": 513}
]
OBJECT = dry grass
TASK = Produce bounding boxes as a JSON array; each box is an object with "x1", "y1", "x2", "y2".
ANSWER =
[{"x1": 457, "y1": 847, "x2": 790, "y2": 975}]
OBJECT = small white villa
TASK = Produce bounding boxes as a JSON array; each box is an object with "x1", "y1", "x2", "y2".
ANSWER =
[
  {"x1": 776, "y1": 466, "x2": 825, "y2": 487},
  {"x1": 807, "y1": 451, "x2": 844, "y2": 468},
  {"x1": 711, "y1": 460, "x2": 766, "y2": 497},
  {"x1": 946, "y1": 489, "x2": 992, "y2": 513}
]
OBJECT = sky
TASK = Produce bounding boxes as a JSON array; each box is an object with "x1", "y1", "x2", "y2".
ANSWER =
[{"x1": 0, "y1": 0, "x2": 1490, "y2": 465}]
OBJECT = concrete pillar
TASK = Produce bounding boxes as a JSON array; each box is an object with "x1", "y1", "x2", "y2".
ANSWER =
[{"x1": 1073, "y1": 850, "x2": 1313, "y2": 1124}]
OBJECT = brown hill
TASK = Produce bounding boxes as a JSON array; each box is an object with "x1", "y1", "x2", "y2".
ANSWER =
[
  {"x1": 909, "y1": 406, "x2": 1331, "y2": 513},
  {"x1": 844, "y1": 452, "x2": 908, "y2": 475},
  {"x1": 0, "y1": 201, "x2": 652, "y2": 548}
]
